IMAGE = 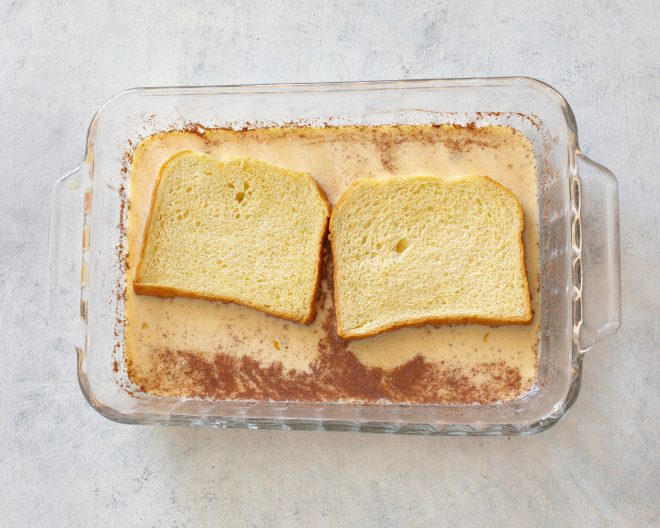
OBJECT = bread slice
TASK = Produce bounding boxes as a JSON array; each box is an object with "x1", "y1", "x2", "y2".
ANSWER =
[
  {"x1": 329, "y1": 175, "x2": 532, "y2": 339},
  {"x1": 134, "y1": 151, "x2": 330, "y2": 324}
]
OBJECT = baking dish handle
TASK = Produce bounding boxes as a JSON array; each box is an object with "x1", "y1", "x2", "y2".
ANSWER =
[
  {"x1": 576, "y1": 153, "x2": 621, "y2": 352},
  {"x1": 48, "y1": 164, "x2": 89, "y2": 348}
]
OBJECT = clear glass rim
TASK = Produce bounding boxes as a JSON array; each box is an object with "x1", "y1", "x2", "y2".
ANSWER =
[{"x1": 84, "y1": 76, "x2": 580, "y2": 162}]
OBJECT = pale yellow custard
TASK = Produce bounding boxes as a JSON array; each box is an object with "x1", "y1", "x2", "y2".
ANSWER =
[{"x1": 124, "y1": 125, "x2": 539, "y2": 404}]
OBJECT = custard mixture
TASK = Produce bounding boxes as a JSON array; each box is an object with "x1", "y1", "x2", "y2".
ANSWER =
[{"x1": 125, "y1": 124, "x2": 540, "y2": 404}]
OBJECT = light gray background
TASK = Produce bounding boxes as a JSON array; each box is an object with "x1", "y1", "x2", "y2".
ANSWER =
[{"x1": 1, "y1": 1, "x2": 658, "y2": 526}]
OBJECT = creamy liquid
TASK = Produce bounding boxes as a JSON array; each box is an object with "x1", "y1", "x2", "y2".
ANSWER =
[{"x1": 125, "y1": 125, "x2": 540, "y2": 403}]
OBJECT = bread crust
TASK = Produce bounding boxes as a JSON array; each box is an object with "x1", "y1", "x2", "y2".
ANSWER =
[
  {"x1": 305, "y1": 179, "x2": 331, "y2": 324},
  {"x1": 133, "y1": 151, "x2": 330, "y2": 325},
  {"x1": 132, "y1": 281, "x2": 321, "y2": 325},
  {"x1": 329, "y1": 175, "x2": 532, "y2": 340}
]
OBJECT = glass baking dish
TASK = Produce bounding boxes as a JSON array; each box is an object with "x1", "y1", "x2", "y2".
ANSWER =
[{"x1": 48, "y1": 78, "x2": 620, "y2": 434}]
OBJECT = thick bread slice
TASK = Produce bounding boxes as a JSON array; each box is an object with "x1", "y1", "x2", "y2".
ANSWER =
[
  {"x1": 134, "y1": 151, "x2": 330, "y2": 324},
  {"x1": 329, "y1": 175, "x2": 532, "y2": 339}
]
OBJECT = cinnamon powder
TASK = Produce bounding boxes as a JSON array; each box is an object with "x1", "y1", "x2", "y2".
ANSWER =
[
  {"x1": 122, "y1": 122, "x2": 537, "y2": 405},
  {"x1": 136, "y1": 255, "x2": 524, "y2": 404}
]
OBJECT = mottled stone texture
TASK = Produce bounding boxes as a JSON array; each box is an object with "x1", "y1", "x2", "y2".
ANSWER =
[{"x1": 0, "y1": 1, "x2": 657, "y2": 526}]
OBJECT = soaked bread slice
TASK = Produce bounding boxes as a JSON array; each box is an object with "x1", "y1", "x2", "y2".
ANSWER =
[
  {"x1": 329, "y1": 175, "x2": 532, "y2": 339},
  {"x1": 134, "y1": 151, "x2": 330, "y2": 324}
]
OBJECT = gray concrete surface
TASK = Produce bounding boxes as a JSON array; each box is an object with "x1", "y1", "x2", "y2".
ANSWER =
[{"x1": 1, "y1": 1, "x2": 658, "y2": 526}]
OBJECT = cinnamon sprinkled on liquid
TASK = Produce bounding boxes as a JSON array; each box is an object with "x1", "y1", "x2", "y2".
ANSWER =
[
  {"x1": 135, "y1": 256, "x2": 524, "y2": 404},
  {"x1": 122, "y1": 122, "x2": 539, "y2": 405}
]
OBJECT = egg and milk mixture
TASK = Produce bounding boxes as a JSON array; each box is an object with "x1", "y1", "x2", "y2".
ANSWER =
[{"x1": 124, "y1": 125, "x2": 539, "y2": 404}]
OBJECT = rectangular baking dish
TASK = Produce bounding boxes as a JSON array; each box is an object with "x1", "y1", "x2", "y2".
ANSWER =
[{"x1": 48, "y1": 78, "x2": 620, "y2": 434}]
